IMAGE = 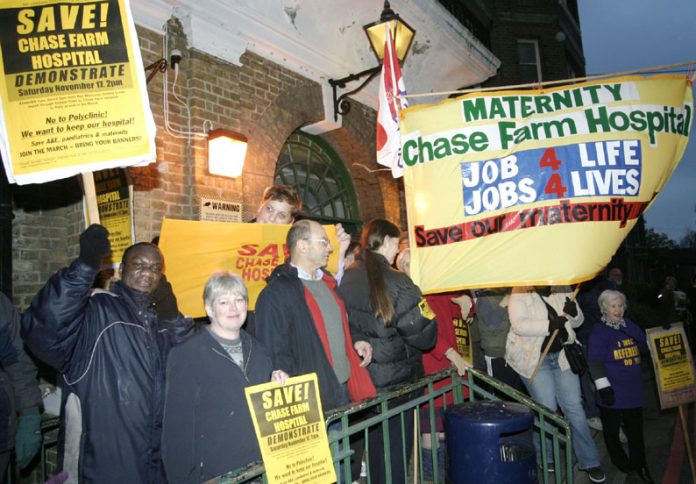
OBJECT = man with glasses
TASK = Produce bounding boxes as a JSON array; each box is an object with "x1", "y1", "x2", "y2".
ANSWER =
[
  {"x1": 256, "y1": 219, "x2": 372, "y2": 410},
  {"x1": 245, "y1": 184, "x2": 351, "y2": 336},
  {"x1": 21, "y1": 224, "x2": 194, "y2": 483}
]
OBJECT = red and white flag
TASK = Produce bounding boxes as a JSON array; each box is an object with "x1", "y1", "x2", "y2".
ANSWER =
[{"x1": 376, "y1": 25, "x2": 408, "y2": 178}]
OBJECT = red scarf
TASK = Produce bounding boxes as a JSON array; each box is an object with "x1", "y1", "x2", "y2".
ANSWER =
[{"x1": 303, "y1": 273, "x2": 376, "y2": 402}]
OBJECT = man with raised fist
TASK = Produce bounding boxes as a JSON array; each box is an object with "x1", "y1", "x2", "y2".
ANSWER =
[{"x1": 21, "y1": 224, "x2": 194, "y2": 484}]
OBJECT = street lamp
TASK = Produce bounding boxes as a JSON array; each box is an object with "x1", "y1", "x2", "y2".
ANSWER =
[{"x1": 328, "y1": 1, "x2": 415, "y2": 121}]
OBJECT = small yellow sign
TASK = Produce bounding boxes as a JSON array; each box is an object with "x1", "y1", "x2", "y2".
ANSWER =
[
  {"x1": 646, "y1": 323, "x2": 696, "y2": 409},
  {"x1": 245, "y1": 373, "x2": 336, "y2": 484}
]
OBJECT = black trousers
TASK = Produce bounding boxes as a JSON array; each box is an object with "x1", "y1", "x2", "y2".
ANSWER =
[
  {"x1": 599, "y1": 406, "x2": 646, "y2": 472},
  {"x1": 367, "y1": 408, "x2": 414, "y2": 484}
]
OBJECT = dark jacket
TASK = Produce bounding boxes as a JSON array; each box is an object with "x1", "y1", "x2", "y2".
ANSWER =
[
  {"x1": 0, "y1": 293, "x2": 41, "y2": 453},
  {"x1": 20, "y1": 259, "x2": 195, "y2": 483},
  {"x1": 337, "y1": 256, "x2": 437, "y2": 392},
  {"x1": 255, "y1": 263, "x2": 347, "y2": 410},
  {"x1": 162, "y1": 328, "x2": 272, "y2": 483}
]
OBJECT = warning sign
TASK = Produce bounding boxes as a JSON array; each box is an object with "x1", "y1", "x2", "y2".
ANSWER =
[{"x1": 198, "y1": 196, "x2": 242, "y2": 223}]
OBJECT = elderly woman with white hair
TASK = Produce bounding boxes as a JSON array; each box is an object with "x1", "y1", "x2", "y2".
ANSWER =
[
  {"x1": 162, "y1": 271, "x2": 287, "y2": 483},
  {"x1": 588, "y1": 289, "x2": 653, "y2": 483}
]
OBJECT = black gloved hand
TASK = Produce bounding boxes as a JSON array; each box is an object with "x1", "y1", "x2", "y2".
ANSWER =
[
  {"x1": 549, "y1": 316, "x2": 568, "y2": 342},
  {"x1": 563, "y1": 297, "x2": 578, "y2": 317},
  {"x1": 79, "y1": 224, "x2": 110, "y2": 269},
  {"x1": 151, "y1": 275, "x2": 179, "y2": 321},
  {"x1": 598, "y1": 387, "x2": 615, "y2": 406},
  {"x1": 548, "y1": 316, "x2": 568, "y2": 332}
]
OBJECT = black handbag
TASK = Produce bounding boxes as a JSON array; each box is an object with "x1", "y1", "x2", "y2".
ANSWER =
[
  {"x1": 563, "y1": 341, "x2": 588, "y2": 375},
  {"x1": 540, "y1": 294, "x2": 588, "y2": 375}
]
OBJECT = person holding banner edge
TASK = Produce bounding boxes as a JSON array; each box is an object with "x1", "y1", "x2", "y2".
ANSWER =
[
  {"x1": 245, "y1": 184, "x2": 351, "y2": 337},
  {"x1": 255, "y1": 219, "x2": 374, "y2": 410},
  {"x1": 20, "y1": 224, "x2": 195, "y2": 483},
  {"x1": 506, "y1": 285, "x2": 606, "y2": 483}
]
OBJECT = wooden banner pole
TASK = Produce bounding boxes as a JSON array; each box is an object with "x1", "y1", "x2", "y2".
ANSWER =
[
  {"x1": 529, "y1": 285, "x2": 582, "y2": 384},
  {"x1": 678, "y1": 405, "x2": 696, "y2": 482},
  {"x1": 81, "y1": 172, "x2": 100, "y2": 225}
]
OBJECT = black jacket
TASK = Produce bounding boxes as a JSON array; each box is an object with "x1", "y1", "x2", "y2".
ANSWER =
[
  {"x1": 0, "y1": 293, "x2": 41, "y2": 453},
  {"x1": 337, "y1": 256, "x2": 437, "y2": 392},
  {"x1": 255, "y1": 263, "x2": 347, "y2": 410},
  {"x1": 21, "y1": 259, "x2": 194, "y2": 483},
  {"x1": 162, "y1": 328, "x2": 272, "y2": 483}
]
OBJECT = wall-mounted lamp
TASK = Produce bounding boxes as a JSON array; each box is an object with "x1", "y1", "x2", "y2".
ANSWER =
[
  {"x1": 328, "y1": 0, "x2": 415, "y2": 121},
  {"x1": 208, "y1": 129, "x2": 248, "y2": 178}
]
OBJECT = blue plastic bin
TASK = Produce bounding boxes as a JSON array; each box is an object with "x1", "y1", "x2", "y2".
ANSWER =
[{"x1": 445, "y1": 400, "x2": 536, "y2": 484}]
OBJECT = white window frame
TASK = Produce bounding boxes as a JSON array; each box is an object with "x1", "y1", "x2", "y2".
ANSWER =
[{"x1": 517, "y1": 39, "x2": 543, "y2": 83}]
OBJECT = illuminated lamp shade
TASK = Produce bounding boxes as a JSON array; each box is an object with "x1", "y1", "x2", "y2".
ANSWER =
[
  {"x1": 207, "y1": 129, "x2": 248, "y2": 178},
  {"x1": 363, "y1": 1, "x2": 415, "y2": 63}
]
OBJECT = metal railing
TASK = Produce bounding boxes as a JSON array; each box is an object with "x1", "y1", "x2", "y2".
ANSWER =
[{"x1": 219, "y1": 367, "x2": 574, "y2": 483}]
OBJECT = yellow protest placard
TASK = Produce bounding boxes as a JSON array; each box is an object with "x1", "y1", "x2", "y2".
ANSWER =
[
  {"x1": 90, "y1": 168, "x2": 133, "y2": 266},
  {"x1": 245, "y1": 373, "x2": 336, "y2": 484},
  {"x1": 0, "y1": 0, "x2": 156, "y2": 185},
  {"x1": 646, "y1": 324, "x2": 696, "y2": 409},
  {"x1": 158, "y1": 218, "x2": 340, "y2": 316},
  {"x1": 400, "y1": 75, "x2": 692, "y2": 291}
]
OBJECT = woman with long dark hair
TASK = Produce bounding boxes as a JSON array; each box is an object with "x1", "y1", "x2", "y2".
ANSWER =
[{"x1": 337, "y1": 219, "x2": 437, "y2": 484}]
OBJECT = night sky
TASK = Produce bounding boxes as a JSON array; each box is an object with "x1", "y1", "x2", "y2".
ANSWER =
[{"x1": 578, "y1": 0, "x2": 696, "y2": 243}]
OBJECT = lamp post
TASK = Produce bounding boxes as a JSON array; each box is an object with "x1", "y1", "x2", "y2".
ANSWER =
[{"x1": 328, "y1": 1, "x2": 415, "y2": 121}]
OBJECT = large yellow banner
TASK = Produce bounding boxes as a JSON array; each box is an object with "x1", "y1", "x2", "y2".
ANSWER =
[
  {"x1": 400, "y1": 75, "x2": 692, "y2": 293},
  {"x1": 0, "y1": 0, "x2": 156, "y2": 185},
  {"x1": 159, "y1": 218, "x2": 340, "y2": 317}
]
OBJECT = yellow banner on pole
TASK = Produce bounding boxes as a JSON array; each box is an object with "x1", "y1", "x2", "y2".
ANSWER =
[
  {"x1": 400, "y1": 75, "x2": 693, "y2": 292},
  {"x1": 245, "y1": 373, "x2": 336, "y2": 484},
  {"x1": 646, "y1": 324, "x2": 696, "y2": 409},
  {"x1": 0, "y1": 0, "x2": 156, "y2": 185},
  {"x1": 158, "y1": 218, "x2": 340, "y2": 317}
]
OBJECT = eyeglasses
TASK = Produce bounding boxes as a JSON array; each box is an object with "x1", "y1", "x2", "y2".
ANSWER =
[{"x1": 305, "y1": 238, "x2": 331, "y2": 248}]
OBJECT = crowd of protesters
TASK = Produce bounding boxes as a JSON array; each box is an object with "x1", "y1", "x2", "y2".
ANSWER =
[{"x1": 3, "y1": 183, "x2": 689, "y2": 483}]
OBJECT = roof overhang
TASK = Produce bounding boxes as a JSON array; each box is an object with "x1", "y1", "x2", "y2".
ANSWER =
[{"x1": 132, "y1": 0, "x2": 500, "y2": 132}]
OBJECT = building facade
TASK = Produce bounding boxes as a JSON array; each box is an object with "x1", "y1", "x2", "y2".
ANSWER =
[
  {"x1": 3, "y1": 0, "x2": 502, "y2": 306},
  {"x1": 3, "y1": 0, "x2": 591, "y2": 307}
]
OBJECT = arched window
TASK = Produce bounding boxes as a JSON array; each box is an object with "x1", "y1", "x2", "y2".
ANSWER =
[{"x1": 275, "y1": 132, "x2": 360, "y2": 234}]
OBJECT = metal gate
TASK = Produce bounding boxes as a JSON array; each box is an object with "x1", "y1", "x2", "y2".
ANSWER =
[{"x1": 219, "y1": 367, "x2": 573, "y2": 484}]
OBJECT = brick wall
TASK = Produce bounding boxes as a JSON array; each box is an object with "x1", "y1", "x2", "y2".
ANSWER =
[
  {"x1": 10, "y1": 17, "x2": 400, "y2": 306},
  {"x1": 486, "y1": 0, "x2": 582, "y2": 87}
]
